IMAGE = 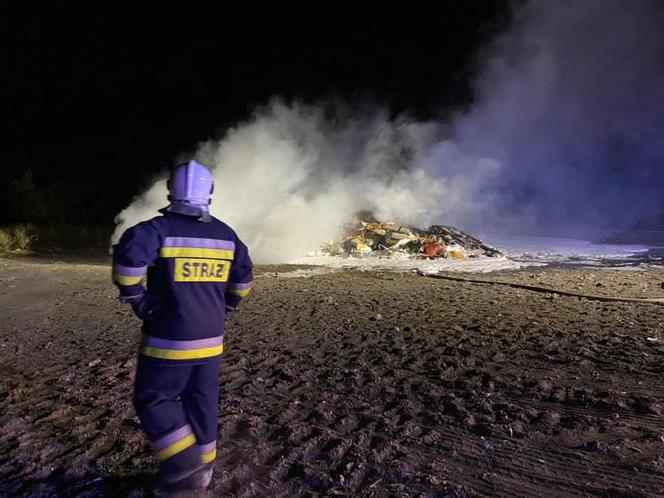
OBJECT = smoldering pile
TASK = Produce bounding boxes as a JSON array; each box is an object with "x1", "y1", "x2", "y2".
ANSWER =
[{"x1": 314, "y1": 212, "x2": 502, "y2": 261}]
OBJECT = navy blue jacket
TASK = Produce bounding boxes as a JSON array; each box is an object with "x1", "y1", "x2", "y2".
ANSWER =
[{"x1": 112, "y1": 212, "x2": 253, "y2": 346}]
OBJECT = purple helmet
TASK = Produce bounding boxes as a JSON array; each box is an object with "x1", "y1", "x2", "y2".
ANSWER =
[{"x1": 167, "y1": 160, "x2": 214, "y2": 205}]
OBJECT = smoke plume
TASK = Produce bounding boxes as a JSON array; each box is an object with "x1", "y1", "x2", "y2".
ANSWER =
[
  {"x1": 456, "y1": 0, "x2": 664, "y2": 235},
  {"x1": 113, "y1": 0, "x2": 664, "y2": 262}
]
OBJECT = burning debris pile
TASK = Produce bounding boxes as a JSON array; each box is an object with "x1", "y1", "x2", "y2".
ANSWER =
[{"x1": 316, "y1": 214, "x2": 502, "y2": 261}]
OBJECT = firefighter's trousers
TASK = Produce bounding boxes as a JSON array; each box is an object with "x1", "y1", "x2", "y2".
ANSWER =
[{"x1": 133, "y1": 355, "x2": 220, "y2": 483}]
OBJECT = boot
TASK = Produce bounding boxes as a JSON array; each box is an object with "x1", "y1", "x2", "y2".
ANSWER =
[{"x1": 153, "y1": 466, "x2": 213, "y2": 497}]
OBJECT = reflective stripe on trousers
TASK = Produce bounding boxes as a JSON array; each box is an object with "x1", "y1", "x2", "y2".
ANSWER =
[
  {"x1": 153, "y1": 424, "x2": 196, "y2": 461},
  {"x1": 152, "y1": 426, "x2": 216, "y2": 465},
  {"x1": 198, "y1": 441, "x2": 217, "y2": 464}
]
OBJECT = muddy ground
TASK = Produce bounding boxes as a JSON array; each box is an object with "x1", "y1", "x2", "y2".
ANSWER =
[{"x1": 1, "y1": 256, "x2": 664, "y2": 497}]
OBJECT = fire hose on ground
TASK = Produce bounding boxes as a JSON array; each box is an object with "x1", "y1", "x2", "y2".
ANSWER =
[{"x1": 418, "y1": 271, "x2": 664, "y2": 305}]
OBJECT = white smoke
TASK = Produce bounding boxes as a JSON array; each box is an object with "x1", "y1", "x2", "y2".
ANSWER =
[
  {"x1": 113, "y1": 0, "x2": 664, "y2": 260},
  {"x1": 450, "y1": 0, "x2": 664, "y2": 235},
  {"x1": 112, "y1": 101, "x2": 497, "y2": 263}
]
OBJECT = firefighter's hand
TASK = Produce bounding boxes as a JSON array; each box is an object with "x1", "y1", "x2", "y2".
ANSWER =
[
  {"x1": 131, "y1": 297, "x2": 159, "y2": 320},
  {"x1": 130, "y1": 299, "x2": 148, "y2": 320}
]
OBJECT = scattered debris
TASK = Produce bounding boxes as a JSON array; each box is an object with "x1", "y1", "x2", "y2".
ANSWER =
[{"x1": 315, "y1": 215, "x2": 502, "y2": 261}]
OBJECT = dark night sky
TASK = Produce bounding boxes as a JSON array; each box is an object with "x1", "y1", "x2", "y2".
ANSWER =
[{"x1": 1, "y1": 2, "x2": 511, "y2": 223}]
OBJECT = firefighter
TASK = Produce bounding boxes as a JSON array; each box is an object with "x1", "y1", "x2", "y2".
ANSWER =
[{"x1": 112, "y1": 160, "x2": 253, "y2": 494}]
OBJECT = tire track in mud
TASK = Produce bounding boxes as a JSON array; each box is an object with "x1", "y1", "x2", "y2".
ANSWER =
[
  {"x1": 2, "y1": 262, "x2": 664, "y2": 496},
  {"x1": 210, "y1": 272, "x2": 664, "y2": 497},
  {"x1": 0, "y1": 356, "x2": 145, "y2": 497},
  {"x1": 223, "y1": 374, "x2": 663, "y2": 497}
]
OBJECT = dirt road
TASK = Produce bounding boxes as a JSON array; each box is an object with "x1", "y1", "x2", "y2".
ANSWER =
[{"x1": 1, "y1": 256, "x2": 664, "y2": 497}]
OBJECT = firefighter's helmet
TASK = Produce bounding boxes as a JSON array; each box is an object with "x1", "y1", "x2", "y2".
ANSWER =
[{"x1": 167, "y1": 160, "x2": 214, "y2": 205}]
